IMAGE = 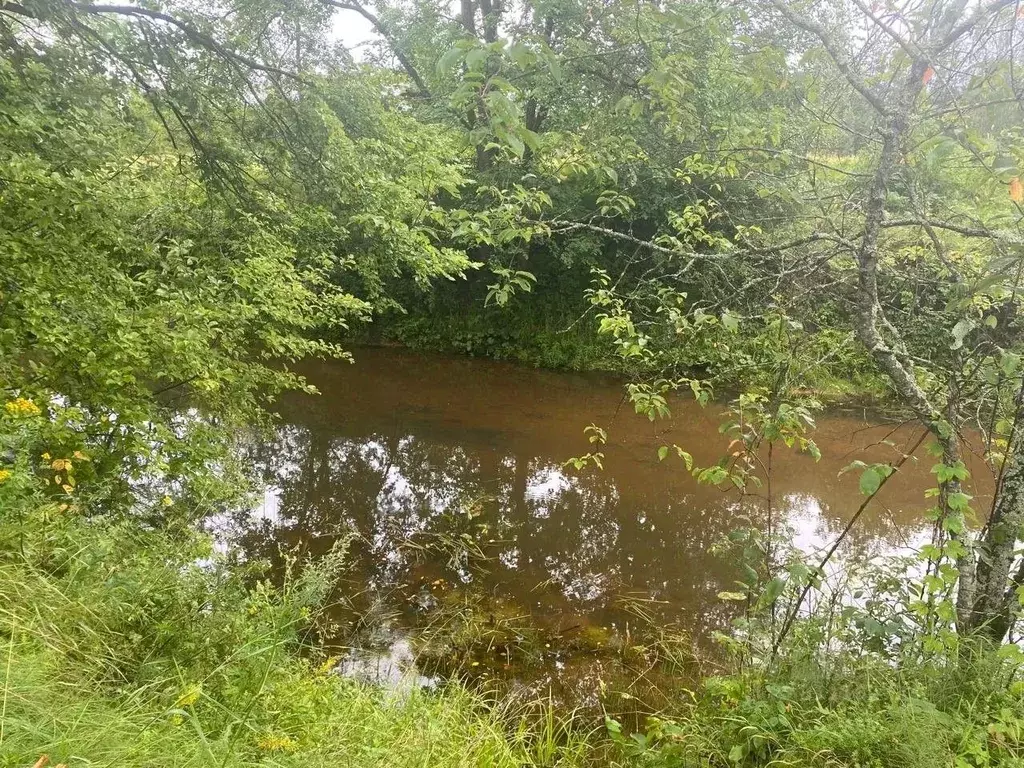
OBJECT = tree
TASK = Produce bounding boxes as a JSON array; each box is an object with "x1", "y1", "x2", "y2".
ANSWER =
[
  {"x1": 0, "y1": 0, "x2": 478, "y2": 505},
  {"x1": 753, "y1": 0, "x2": 1024, "y2": 643},
  {"x1": 570, "y1": 0, "x2": 1024, "y2": 644},
  {"x1": 322, "y1": 0, "x2": 800, "y2": 364}
]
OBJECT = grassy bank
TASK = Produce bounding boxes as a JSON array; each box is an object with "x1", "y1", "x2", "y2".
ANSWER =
[
  {"x1": 5, "y1": 496, "x2": 1024, "y2": 767},
  {"x1": 0, "y1": 509, "x2": 592, "y2": 767},
  {"x1": 1, "y1": 403, "x2": 1022, "y2": 768},
  {"x1": 362, "y1": 268, "x2": 622, "y2": 373},
  {"x1": 360, "y1": 273, "x2": 891, "y2": 403}
]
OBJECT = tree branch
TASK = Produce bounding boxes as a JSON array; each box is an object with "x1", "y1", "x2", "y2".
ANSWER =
[
  {"x1": 767, "y1": 0, "x2": 891, "y2": 117},
  {"x1": 320, "y1": 0, "x2": 430, "y2": 96},
  {"x1": 880, "y1": 218, "x2": 1024, "y2": 244},
  {"x1": 66, "y1": 2, "x2": 301, "y2": 81},
  {"x1": 939, "y1": 0, "x2": 1017, "y2": 51}
]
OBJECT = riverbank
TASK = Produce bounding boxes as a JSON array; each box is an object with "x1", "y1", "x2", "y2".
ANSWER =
[
  {"x1": 0, "y1": 509, "x2": 596, "y2": 767},
  {"x1": 1, "y1": 378, "x2": 1020, "y2": 768},
  {"x1": 356, "y1": 293, "x2": 892, "y2": 405},
  {"x1": 5, "y1": 499, "x2": 1024, "y2": 768}
]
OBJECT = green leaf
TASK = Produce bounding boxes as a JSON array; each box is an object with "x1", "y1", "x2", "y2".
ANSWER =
[
  {"x1": 756, "y1": 576, "x2": 786, "y2": 609},
  {"x1": 859, "y1": 466, "x2": 887, "y2": 496},
  {"x1": 605, "y1": 716, "x2": 623, "y2": 738},
  {"x1": 805, "y1": 441, "x2": 821, "y2": 462},
  {"x1": 697, "y1": 465, "x2": 730, "y2": 485},
  {"x1": 675, "y1": 447, "x2": 694, "y2": 470},
  {"x1": 947, "y1": 491, "x2": 973, "y2": 511},
  {"x1": 951, "y1": 318, "x2": 975, "y2": 350},
  {"x1": 465, "y1": 47, "x2": 489, "y2": 70},
  {"x1": 658, "y1": 445, "x2": 669, "y2": 461},
  {"x1": 436, "y1": 45, "x2": 466, "y2": 74},
  {"x1": 1002, "y1": 352, "x2": 1020, "y2": 376},
  {"x1": 505, "y1": 132, "x2": 525, "y2": 158}
]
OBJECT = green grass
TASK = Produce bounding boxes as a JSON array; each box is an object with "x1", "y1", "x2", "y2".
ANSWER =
[
  {"x1": 0, "y1": 510, "x2": 592, "y2": 767},
  {"x1": 3, "y1": 482, "x2": 1023, "y2": 768},
  {"x1": 606, "y1": 662, "x2": 1024, "y2": 767},
  {"x1": 0, "y1": 639, "x2": 575, "y2": 767},
  {"x1": 373, "y1": 308, "x2": 622, "y2": 372}
]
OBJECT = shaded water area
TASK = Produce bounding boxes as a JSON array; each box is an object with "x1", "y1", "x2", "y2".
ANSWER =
[{"x1": 225, "y1": 348, "x2": 993, "y2": 712}]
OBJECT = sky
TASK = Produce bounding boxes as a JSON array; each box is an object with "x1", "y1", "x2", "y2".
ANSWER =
[{"x1": 330, "y1": 9, "x2": 378, "y2": 56}]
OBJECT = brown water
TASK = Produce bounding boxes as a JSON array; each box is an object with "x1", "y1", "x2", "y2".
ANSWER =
[{"x1": 227, "y1": 348, "x2": 992, "y2": 706}]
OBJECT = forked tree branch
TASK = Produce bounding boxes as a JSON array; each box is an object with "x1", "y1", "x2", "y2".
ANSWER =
[{"x1": 67, "y1": 2, "x2": 302, "y2": 80}]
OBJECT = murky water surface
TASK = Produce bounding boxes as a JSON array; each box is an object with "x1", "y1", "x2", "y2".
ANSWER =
[{"x1": 227, "y1": 348, "x2": 992, "y2": 708}]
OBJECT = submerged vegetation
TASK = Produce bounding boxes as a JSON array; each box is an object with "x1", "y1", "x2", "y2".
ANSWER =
[{"x1": 3, "y1": 0, "x2": 1024, "y2": 764}]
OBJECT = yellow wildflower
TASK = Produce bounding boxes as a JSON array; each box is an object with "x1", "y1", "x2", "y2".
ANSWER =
[
  {"x1": 0, "y1": 469, "x2": 11, "y2": 484},
  {"x1": 175, "y1": 683, "x2": 202, "y2": 708},
  {"x1": 41, "y1": 452, "x2": 51, "y2": 460},
  {"x1": 256, "y1": 734, "x2": 298, "y2": 753},
  {"x1": 317, "y1": 655, "x2": 340, "y2": 675},
  {"x1": 5, "y1": 398, "x2": 40, "y2": 417},
  {"x1": 161, "y1": 495, "x2": 173, "y2": 507}
]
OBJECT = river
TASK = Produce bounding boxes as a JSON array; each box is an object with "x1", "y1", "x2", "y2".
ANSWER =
[{"x1": 225, "y1": 347, "x2": 993, "y2": 711}]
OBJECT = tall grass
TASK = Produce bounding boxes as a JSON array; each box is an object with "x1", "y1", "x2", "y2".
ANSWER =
[
  {"x1": 0, "y1": 509, "x2": 592, "y2": 767},
  {"x1": 6, "y1": 464, "x2": 1024, "y2": 768}
]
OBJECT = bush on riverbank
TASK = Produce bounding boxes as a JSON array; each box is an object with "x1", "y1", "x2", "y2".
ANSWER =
[
  {"x1": 607, "y1": 530, "x2": 1024, "y2": 767},
  {"x1": 359, "y1": 268, "x2": 890, "y2": 401},
  {"x1": 612, "y1": 656, "x2": 1024, "y2": 766}
]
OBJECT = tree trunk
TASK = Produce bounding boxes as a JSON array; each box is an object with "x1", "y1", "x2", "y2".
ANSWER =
[
  {"x1": 770, "y1": 0, "x2": 1024, "y2": 645},
  {"x1": 962, "y1": 394, "x2": 1024, "y2": 641}
]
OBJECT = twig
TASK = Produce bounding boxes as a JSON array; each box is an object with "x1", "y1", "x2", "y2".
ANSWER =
[{"x1": 771, "y1": 428, "x2": 929, "y2": 659}]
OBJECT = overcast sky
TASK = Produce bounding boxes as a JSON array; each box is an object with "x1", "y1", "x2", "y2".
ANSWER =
[{"x1": 330, "y1": 11, "x2": 377, "y2": 56}]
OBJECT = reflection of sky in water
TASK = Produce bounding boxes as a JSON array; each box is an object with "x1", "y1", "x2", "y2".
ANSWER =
[
  {"x1": 527, "y1": 466, "x2": 575, "y2": 513},
  {"x1": 255, "y1": 487, "x2": 283, "y2": 524},
  {"x1": 337, "y1": 638, "x2": 437, "y2": 692},
  {"x1": 226, "y1": 378, "x2": 957, "y2": 651},
  {"x1": 212, "y1": 351, "x2": 1000, "y2": 703},
  {"x1": 235, "y1": 423, "x2": 937, "y2": 627},
  {"x1": 783, "y1": 491, "x2": 932, "y2": 560},
  {"x1": 785, "y1": 494, "x2": 832, "y2": 554}
]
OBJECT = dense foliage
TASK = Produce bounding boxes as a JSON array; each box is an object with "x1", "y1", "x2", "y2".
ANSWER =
[{"x1": 4, "y1": 0, "x2": 1024, "y2": 764}]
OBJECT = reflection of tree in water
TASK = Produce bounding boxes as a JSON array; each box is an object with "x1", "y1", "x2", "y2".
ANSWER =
[
  {"x1": 216, "y1": 352, "x2": 972, "y2": 710},
  {"x1": 220, "y1": 392, "x2": 948, "y2": 712},
  {"x1": 232, "y1": 420, "x2": 752, "y2": 646},
  {"x1": 236, "y1": 399, "x2": 941, "y2": 655}
]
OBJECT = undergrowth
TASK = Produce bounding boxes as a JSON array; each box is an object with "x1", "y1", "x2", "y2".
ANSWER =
[
  {"x1": 609, "y1": 658, "x2": 1024, "y2": 767},
  {"x1": 604, "y1": 524, "x2": 1024, "y2": 767},
  {"x1": 0, "y1": 508, "x2": 590, "y2": 767},
  {"x1": 2, "y1": 395, "x2": 1023, "y2": 768}
]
